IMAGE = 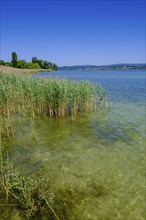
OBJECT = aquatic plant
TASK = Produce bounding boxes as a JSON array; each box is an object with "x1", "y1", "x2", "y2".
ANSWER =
[
  {"x1": 0, "y1": 156, "x2": 63, "y2": 218},
  {"x1": 0, "y1": 73, "x2": 107, "y2": 118},
  {"x1": 0, "y1": 155, "x2": 107, "y2": 219},
  {"x1": 0, "y1": 155, "x2": 57, "y2": 218},
  {"x1": 0, "y1": 73, "x2": 108, "y2": 219}
]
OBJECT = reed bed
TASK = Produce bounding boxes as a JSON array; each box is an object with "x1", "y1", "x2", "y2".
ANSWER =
[{"x1": 0, "y1": 73, "x2": 107, "y2": 118}]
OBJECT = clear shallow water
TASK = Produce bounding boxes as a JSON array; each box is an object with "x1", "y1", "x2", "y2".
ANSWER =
[
  {"x1": 1, "y1": 70, "x2": 146, "y2": 219},
  {"x1": 35, "y1": 70, "x2": 145, "y2": 103}
]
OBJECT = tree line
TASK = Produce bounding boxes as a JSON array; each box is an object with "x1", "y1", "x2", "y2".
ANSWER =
[{"x1": 0, "y1": 52, "x2": 58, "y2": 70}]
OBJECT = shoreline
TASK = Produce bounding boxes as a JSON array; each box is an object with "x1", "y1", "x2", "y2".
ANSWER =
[{"x1": 0, "y1": 65, "x2": 53, "y2": 75}]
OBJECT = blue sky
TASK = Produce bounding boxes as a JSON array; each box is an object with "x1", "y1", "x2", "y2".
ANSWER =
[{"x1": 0, "y1": 0, "x2": 145, "y2": 66}]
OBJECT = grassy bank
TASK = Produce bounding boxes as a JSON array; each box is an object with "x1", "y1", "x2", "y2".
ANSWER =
[{"x1": 0, "y1": 65, "x2": 52, "y2": 76}]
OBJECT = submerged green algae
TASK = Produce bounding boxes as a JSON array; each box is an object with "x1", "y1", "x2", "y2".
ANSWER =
[{"x1": 0, "y1": 102, "x2": 145, "y2": 220}]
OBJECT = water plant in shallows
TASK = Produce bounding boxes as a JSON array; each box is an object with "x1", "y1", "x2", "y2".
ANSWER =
[
  {"x1": 0, "y1": 74, "x2": 107, "y2": 118},
  {"x1": 0, "y1": 155, "x2": 108, "y2": 219}
]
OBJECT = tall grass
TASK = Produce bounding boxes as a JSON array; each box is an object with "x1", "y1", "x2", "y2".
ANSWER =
[
  {"x1": 0, "y1": 74, "x2": 107, "y2": 118},
  {"x1": 0, "y1": 65, "x2": 51, "y2": 75}
]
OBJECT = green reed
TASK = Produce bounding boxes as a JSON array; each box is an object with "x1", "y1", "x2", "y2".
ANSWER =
[{"x1": 0, "y1": 73, "x2": 107, "y2": 118}]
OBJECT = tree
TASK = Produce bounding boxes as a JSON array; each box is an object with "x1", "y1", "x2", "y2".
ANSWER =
[
  {"x1": 32, "y1": 57, "x2": 44, "y2": 68},
  {"x1": 43, "y1": 61, "x2": 52, "y2": 69},
  {"x1": 32, "y1": 57, "x2": 38, "y2": 63},
  {"x1": 52, "y1": 63, "x2": 58, "y2": 71},
  {"x1": 47, "y1": 62, "x2": 52, "y2": 69},
  {"x1": 17, "y1": 60, "x2": 28, "y2": 69},
  {"x1": 37, "y1": 59, "x2": 44, "y2": 68},
  {"x1": 0, "y1": 60, "x2": 5, "y2": 65},
  {"x1": 11, "y1": 52, "x2": 18, "y2": 67},
  {"x1": 27, "y1": 62, "x2": 41, "y2": 69}
]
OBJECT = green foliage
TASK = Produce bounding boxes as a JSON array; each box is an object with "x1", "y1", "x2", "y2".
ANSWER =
[
  {"x1": 52, "y1": 63, "x2": 58, "y2": 70},
  {"x1": 0, "y1": 74, "x2": 107, "y2": 118},
  {"x1": 0, "y1": 60, "x2": 5, "y2": 65},
  {"x1": 5, "y1": 62, "x2": 12, "y2": 67},
  {"x1": 27, "y1": 62, "x2": 41, "y2": 69},
  {"x1": 36, "y1": 59, "x2": 44, "y2": 68},
  {"x1": 47, "y1": 62, "x2": 52, "y2": 69},
  {"x1": 1, "y1": 53, "x2": 58, "y2": 70},
  {"x1": 31, "y1": 57, "x2": 44, "y2": 68},
  {"x1": 43, "y1": 60, "x2": 52, "y2": 69},
  {"x1": 11, "y1": 52, "x2": 18, "y2": 67},
  {"x1": 31, "y1": 56, "x2": 54, "y2": 69},
  {"x1": 32, "y1": 57, "x2": 38, "y2": 63},
  {"x1": 17, "y1": 60, "x2": 28, "y2": 69}
]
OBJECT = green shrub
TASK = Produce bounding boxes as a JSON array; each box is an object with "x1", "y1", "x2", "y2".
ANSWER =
[
  {"x1": 17, "y1": 60, "x2": 28, "y2": 69},
  {"x1": 27, "y1": 62, "x2": 41, "y2": 69},
  {"x1": 5, "y1": 62, "x2": 12, "y2": 67},
  {"x1": 0, "y1": 60, "x2": 5, "y2": 65}
]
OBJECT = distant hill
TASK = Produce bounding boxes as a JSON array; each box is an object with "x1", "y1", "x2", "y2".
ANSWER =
[{"x1": 59, "y1": 63, "x2": 146, "y2": 70}]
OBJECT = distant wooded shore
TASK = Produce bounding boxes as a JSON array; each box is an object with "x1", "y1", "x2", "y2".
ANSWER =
[{"x1": 59, "y1": 64, "x2": 146, "y2": 70}]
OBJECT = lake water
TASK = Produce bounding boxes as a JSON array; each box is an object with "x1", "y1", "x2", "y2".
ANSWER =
[
  {"x1": 1, "y1": 70, "x2": 145, "y2": 220},
  {"x1": 35, "y1": 69, "x2": 145, "y2": 103}
]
